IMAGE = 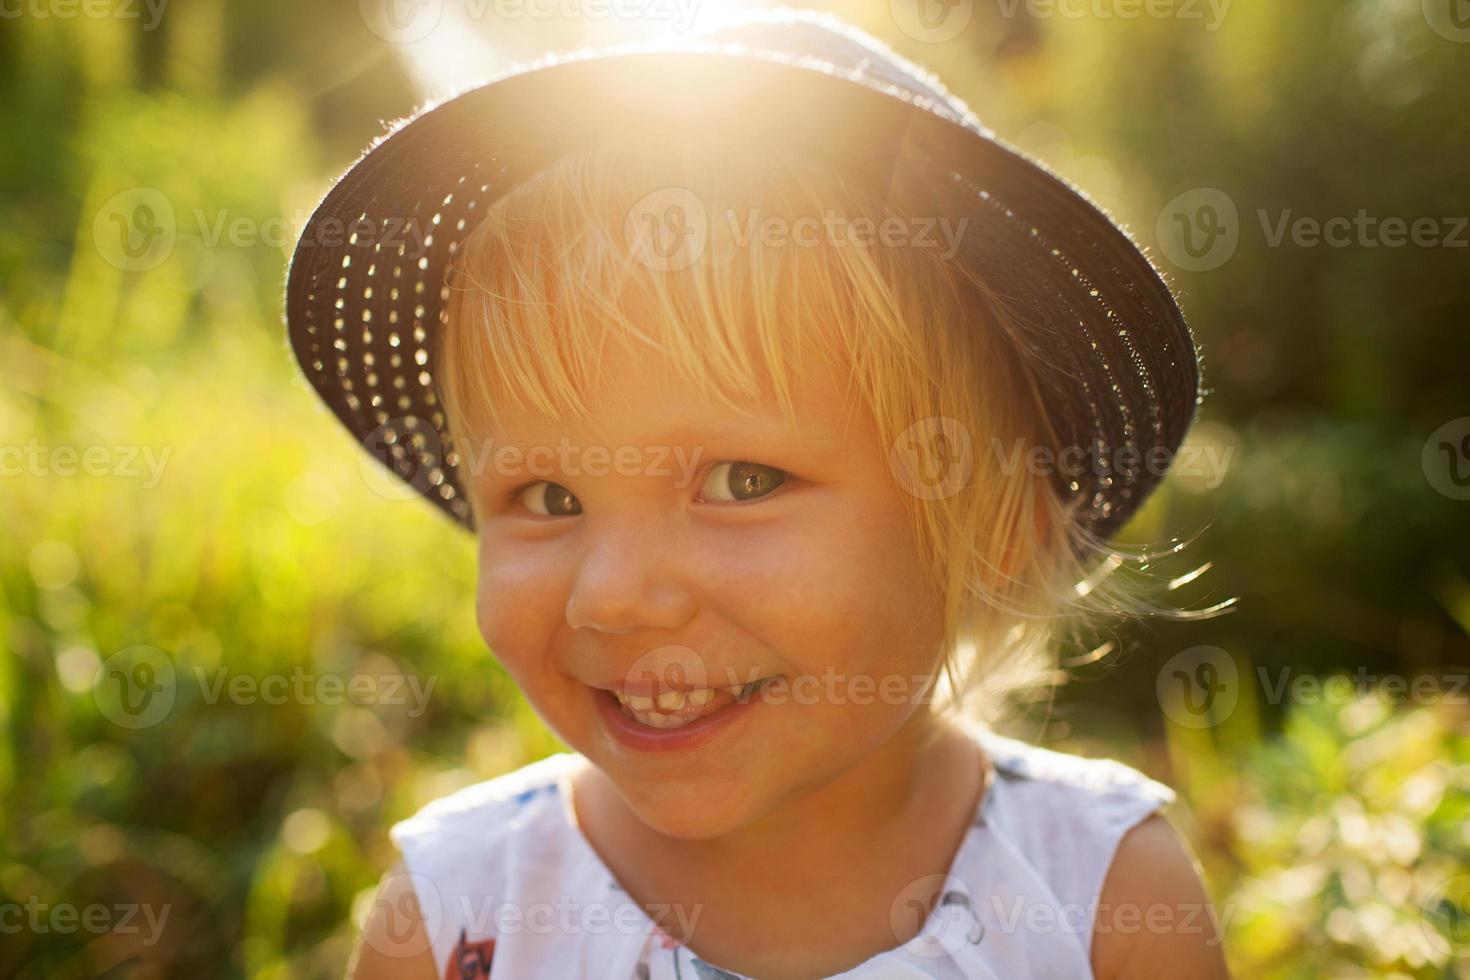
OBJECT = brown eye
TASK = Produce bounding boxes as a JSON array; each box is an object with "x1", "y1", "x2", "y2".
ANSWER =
[
  {"x1": 698, "y1": 462, "x2": 788, "y2": 503},
  {"x1": 518, "y1": 482, "x2": 582, "y2": 517}
]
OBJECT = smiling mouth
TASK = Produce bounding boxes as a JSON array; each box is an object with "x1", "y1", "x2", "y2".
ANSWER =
[{"x1": 605, "y1": 677, "x2": 773, "y2": 730}]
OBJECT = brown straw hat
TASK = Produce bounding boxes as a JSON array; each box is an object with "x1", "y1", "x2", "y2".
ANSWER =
[{"x1": 284, "y1": 8, "x2": 1201, "y2": 548}]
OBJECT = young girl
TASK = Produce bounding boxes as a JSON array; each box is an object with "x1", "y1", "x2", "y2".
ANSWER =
[{"x1": 287, "y1": 10, "x2": 1229, "y2": 979}]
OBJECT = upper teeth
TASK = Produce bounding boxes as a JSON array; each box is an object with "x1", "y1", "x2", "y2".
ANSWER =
[{"x1": 612, "y1": 684, "x2": 749, "y2": 710}]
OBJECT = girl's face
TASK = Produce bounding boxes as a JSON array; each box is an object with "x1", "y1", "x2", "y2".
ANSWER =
[{"x1": 468, "y1": 337, "x2": 949, "y2": 840}]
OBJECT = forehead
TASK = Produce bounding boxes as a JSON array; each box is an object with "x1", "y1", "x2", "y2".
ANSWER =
[{"x1": 484, "y1": 333, "x2": 863, "y2": 453}]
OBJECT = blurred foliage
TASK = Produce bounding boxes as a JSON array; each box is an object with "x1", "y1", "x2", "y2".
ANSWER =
[
  {"x1": 1, "y1": 0, "x2": 1467, "y2": 977},
  {"x1": 1200, "y1": 693, "x2": 1470, "y2": 978}
]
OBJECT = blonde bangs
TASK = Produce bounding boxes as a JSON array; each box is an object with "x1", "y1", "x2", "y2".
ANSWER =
[{"x1": 439, "y1": 136, "x2": 904, "y2": 443}]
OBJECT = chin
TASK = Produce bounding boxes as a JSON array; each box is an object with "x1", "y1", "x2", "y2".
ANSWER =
[{"x1": 613, "y1": 771, "x2": 761, "y2": 841}]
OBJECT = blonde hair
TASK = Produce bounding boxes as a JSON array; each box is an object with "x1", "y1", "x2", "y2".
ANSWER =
[{"x1": 438, "y1": 131, "x2": 1219, "y2": 729}]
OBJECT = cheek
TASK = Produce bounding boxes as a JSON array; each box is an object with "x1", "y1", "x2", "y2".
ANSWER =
[
  {"x1": 706, "y1": 488, "x2": 942, "y2": 681},
  {"x1": 474, "y1": 535, "x2": 567, "y2": 678}
]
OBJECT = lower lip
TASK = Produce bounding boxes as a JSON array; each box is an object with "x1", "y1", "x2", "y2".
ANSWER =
[{"x1": 592, "y1": 681, "x2": 772, "y2": 754}]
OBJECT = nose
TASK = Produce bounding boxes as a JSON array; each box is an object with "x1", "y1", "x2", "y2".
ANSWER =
[{"x1": 564, "y1": 520, "x2": 697, "y2": 634}]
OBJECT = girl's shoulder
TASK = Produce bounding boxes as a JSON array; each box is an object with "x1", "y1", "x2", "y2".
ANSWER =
[
  {"x1": 388, "y1": 751, "x2": 585, "y2": 887},
  {"x1": 974, "y1": 725, "x2": 1177, "y2": 809},
  {"x1": 390, "y1": 751, "x2": 579, "y2": 842},
  {"x1": 971, "y1": 723, "x2": 1177, "y2": 850},
  {"x1": 959, "y1": 725, "x2": 1180, "y2": 964},
  {"x1": 387, "y1": 752, "x2": 597, "y2": 979}
]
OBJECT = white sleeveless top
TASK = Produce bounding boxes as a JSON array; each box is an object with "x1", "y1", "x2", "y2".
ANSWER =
[{"x1": 389, "y1": 724, "x2": 1175, "y2": 980}]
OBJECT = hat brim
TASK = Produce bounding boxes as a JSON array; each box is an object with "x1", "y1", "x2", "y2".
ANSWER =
[{"x1": 285, "y1": 46, "x2": 1199, "y2": 547}]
